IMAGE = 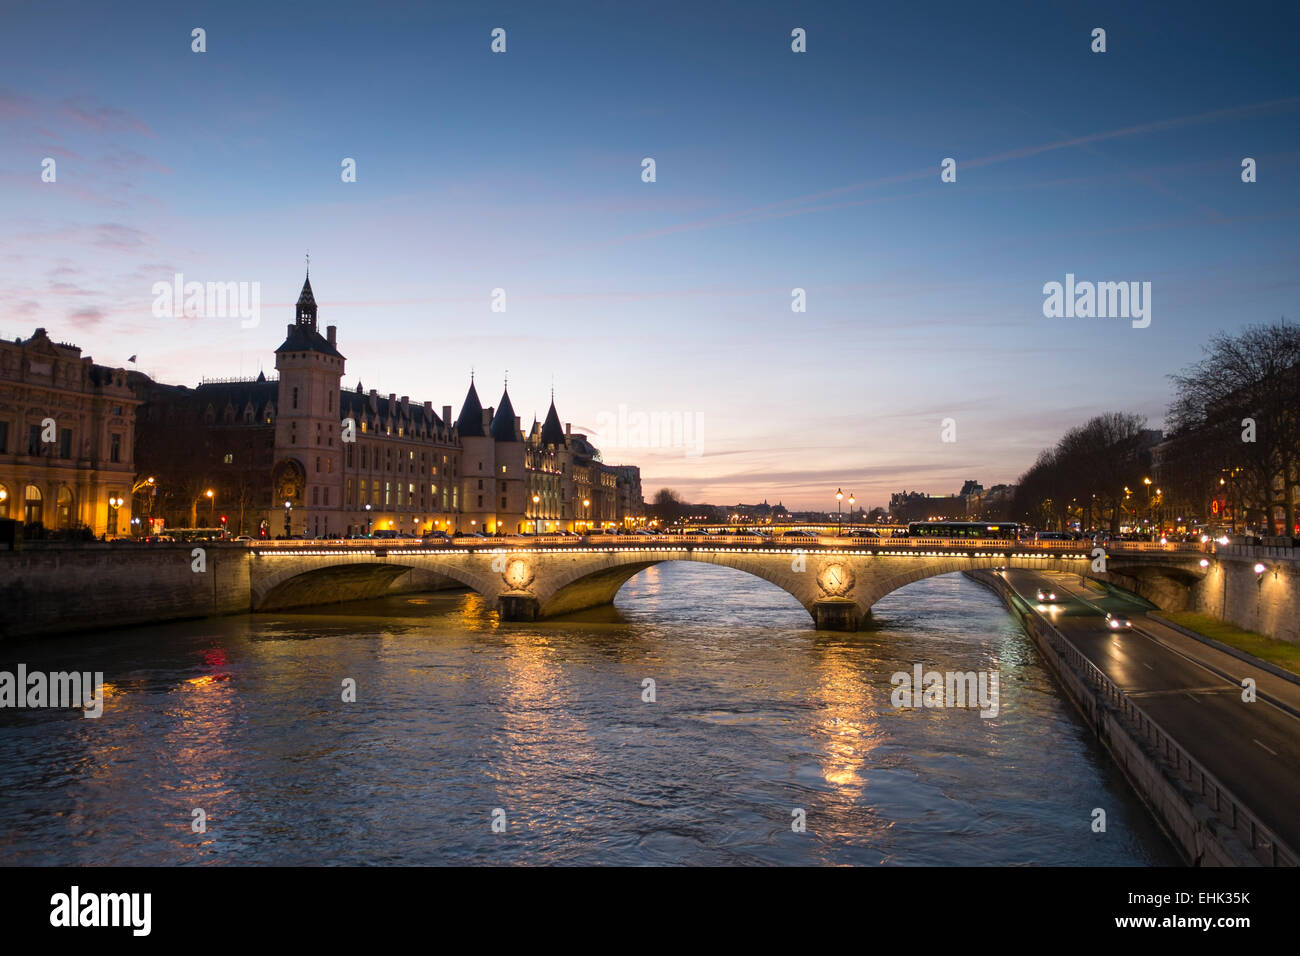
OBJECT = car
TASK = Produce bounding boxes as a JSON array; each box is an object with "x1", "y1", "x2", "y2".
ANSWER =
[
  {"x1": 1105, "y1": 612, "x2": 1132, "y2": 629},
  {"x1": 780, "y1": 529, "x2": 816, "y2": 538},
  {"x1": 1036, "y1": 588, "x2": 1058, "y2": 602},
  {"x1": 233, "y1": 535, "x2": 254, "y2": 542}
]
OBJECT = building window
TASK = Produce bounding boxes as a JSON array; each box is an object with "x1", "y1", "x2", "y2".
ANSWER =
[
  {"x1": 324, "y1": 488, "x2": 329, "y2": 506},
  {"x1": 224, "y1": 453, "x2": 234, "y2": 464},
  {"x1": 347, "y1": 478, "x2": 353, "y2": 505},
  {"x1": 59, "y1": 428, "x2": 72, "y2": 459},
  {"x1": 313, "y1": 487, "x2": 319, "y2": 505},
  {"x1": 327, "y1": 458, "x2": 333, "y2": 473},
  {"x1": 0, "y1": 421, "x2": 7, "y2": 453},
  {"x1": 293, "y1": 387, "x2": 299, "y2": 409},
  {"x1": 24, "y1": 484, "x2": 42, "y2": 525},
  {"x1": 477, "y1": 495, "x2": 483, "y2": 508},
  {"x1": 28, "y1": 424, "x2": 40, "y2": 456},
  {"x1": 315, "y1": 457, "x2": 321, "y2": 473},
  {"x1": 501, "y1": 497, "x2": 507, "y2": 509},
  {"x1": 477, "y1": 479, "x2": 483, "y2": 490},
  {"x1": 110, "y1": 433, "x2": 122, "y2": 463},
  {"x1": 385, "y1": 482, "x2": 391, "y2": 506}
]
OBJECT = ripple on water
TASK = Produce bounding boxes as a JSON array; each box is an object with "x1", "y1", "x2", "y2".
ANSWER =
[{"x1": 0, "y1": 564, "x2": 1176, "y2": 865}]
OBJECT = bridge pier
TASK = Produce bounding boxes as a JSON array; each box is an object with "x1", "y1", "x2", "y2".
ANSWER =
[
  {"x1": 498, "y1": 595, "x2": 540, "y2": 622},
  {"x1": 813, "y1": 600, "x2": 860, "y2": 631}
]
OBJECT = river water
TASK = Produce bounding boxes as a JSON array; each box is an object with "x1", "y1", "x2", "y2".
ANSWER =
[{"x1": 0, "y1": 564, "x2": 1176, "y2": 865}]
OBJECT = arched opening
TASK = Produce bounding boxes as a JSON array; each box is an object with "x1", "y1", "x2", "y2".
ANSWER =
[
  {"x1": 56, "y1": 486, "x2": 74, "y2": 529},
  {"x1": 0, "y1": 483, "x2": 9, "y2": 519},
  {"x1": 613, "y1": 562, "x2": 809, "y2": 628},
  {"x1": 23, "y1": 484, "x2": 42, "y2": 526}
]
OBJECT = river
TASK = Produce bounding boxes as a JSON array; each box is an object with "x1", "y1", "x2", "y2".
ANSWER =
[{"x1": 0, "y1": 563, "x2": 1176, "y2": 864}]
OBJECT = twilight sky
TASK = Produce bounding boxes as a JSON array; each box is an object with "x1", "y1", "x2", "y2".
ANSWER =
[{"x1": 2, "y1": 0, "x2": 1297, "y2": 510}]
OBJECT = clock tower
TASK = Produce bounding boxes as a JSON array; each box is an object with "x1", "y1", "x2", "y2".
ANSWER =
[{"x1": 273, "y1": 270, "x2": 345, "y2": 537}]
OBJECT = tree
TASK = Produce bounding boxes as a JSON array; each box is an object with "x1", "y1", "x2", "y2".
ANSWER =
[
  {"x1": 1168, "y1": 319, "x2": 1300, "y2": 534},
  {"x1": 649, "y1": 488, "x2": 687, "y2": 524},
  {"x1": 1011, "y1": 413, "x2": 1148, "y2": 531}
]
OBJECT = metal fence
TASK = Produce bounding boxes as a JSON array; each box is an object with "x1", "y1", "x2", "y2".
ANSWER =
[{"x1": 1039, "y1": 621, "x2": 1296, "y2": 866}]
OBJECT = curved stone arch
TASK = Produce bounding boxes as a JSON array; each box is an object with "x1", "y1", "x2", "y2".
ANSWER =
[
  {"x1": 531, "y1": 548, "x2": 827, "y2": 618},
  {"x1": 251, "y1": 552, "x2": 500, "y2": 611}
]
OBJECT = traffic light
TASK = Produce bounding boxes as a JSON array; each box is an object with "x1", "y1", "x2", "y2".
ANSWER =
[{"x1": 220, "y1": 515, "x2": 227, "y2": 525}]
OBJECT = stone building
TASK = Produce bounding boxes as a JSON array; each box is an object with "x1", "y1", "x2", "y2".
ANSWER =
[
  {"x1": 132, "y1": 271, "x2": 644, "y2": 536},
  {"x1": 0, "y1": 328, "x2": 140, "y2": 535}
]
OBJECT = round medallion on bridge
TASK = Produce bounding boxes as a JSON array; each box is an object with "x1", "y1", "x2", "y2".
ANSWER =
[
  {"x1": 817, "y1": 562, "x2": 853, "y2": 597},
  {"x1": 503, "y1": 558, "x2": 535, "y2": 591}
]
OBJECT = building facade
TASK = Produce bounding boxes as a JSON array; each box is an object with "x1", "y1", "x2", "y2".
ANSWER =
[
  {"x1": 132, "y1": 272, "x2": 644, "y2": 537},
  {"x1": 0, "y1": 328, "x2": 140, "y2": 536}
]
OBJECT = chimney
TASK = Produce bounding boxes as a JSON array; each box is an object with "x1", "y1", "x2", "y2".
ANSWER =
[
  {"x1": 326, "y1": 325, "x2": 336, "y2": 346},
  {"x1": 514, "y1": 415, "x2": 521, "y2": 435},
  {"x1": 482, "y1": 408, "x2": 492, "y2": 429},
  {"x1": 565, "y1": 422, "x2": 571, "y2": 436},
  {"x1": 401, "y1": 395, "x2": 409, "y2": 415},
  {"x1": 424, "y1": 400, "x2": 432, "y2": 417},
  {"x1": 368, "y1": 388, "x2": 377, "y2": 412},
  {"x1": 442, "y1": 405, "x2": 451, "y2": 424}
]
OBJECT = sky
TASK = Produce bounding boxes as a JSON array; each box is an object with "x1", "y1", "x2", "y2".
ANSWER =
[{"x1": 2, "y1": 0, "x2": 1298, "y2": 510}]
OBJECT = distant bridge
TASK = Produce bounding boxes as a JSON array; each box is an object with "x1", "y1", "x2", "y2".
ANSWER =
[{"x1": 247, "y1": 535, "x2": 1214, "y2": 630}]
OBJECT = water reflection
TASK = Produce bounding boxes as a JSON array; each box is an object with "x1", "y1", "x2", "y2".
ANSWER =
[{"x1": 0, "y1": 564, "x2": 1176, "y2": 865}]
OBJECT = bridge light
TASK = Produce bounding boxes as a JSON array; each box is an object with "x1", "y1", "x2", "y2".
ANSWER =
[
  {"x1": 1199, "y1": 559, "x2": 1210, "y2": 568},
  {"x1": 1253, "y1": 563, "x2": 1266, "y2": 574}
]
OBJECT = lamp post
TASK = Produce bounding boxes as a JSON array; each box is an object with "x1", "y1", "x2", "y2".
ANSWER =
[
  {"x1": 835, "y1": 488, "x2": 843, "y2": 535},
  {"x1": 583, "y1": 498, "x2": 590, "y2": 533},
  {"x1": 108, "y1": 495, "x2": 123, "y2": 536},
  {"x1": 364, "y1": 502, "x2": 372, "y2": 536},
  {"x1": 284, "y1": 500, "x2": 292, "y2": 538},
  {"x1": 205, "y1": 488, "x2": 215, "y2": 527},
  {"x1": 848, "y1": 493, "x2": 856, "y2": 532},
  {"x1": 533, "y1": 493, "x2": 542, "y2": 534},
  {"x1": 1142, "y1": 477, "x2": 1152, "y2": 534}
]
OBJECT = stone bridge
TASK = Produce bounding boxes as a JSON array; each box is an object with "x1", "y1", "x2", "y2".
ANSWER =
[{"x1": 248, "y1": 538, "x2": 1170, "y2": 630}]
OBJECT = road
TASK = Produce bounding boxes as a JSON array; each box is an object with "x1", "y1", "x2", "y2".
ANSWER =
[{"x1": 1001, "y1": 567, "x2": 1300, "y2": 858}]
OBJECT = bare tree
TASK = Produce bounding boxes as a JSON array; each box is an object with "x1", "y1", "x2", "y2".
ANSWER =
[{"x1": 1169, "y1": 319, "x2": 1300, "y2": 534}]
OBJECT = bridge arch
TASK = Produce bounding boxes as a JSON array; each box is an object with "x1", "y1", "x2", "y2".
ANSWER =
[
  {"x1": 251, "y1": 552, "x2": 497, "y2": 611},
  {"x1": 246, "y1": 545, "x2": 1139, "y2": 629}
]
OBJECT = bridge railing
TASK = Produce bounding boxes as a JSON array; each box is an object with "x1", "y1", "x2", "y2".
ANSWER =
[
  {"x1": 1039, "y1": 620, "x2": 1296, "y2": 866},
  {"x1": 243, "y1": 535, "x2": 1211, "y2": 555}
]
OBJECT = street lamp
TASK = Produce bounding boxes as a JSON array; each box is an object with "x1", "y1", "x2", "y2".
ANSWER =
[
  {"x1": 532, "y1": 493, "x2": 541, "y2": 534},
  {"x1": 835, "y1": 488, "x2": 843, "y2": 535},
  {"x1": 283, "y1": 499, "x2": 292, "y2": 538},
  {"x1": 205, "y1": 488, "x2": 215, "y2": 527},
  {"x1": 108, "y1": 495, "x2": 123, "y2": 535},
  {"x1": 848, "y1": 493, "x2": 856, "y2": 531},
  {"x1": 364, "y1": 502, "x2": 372, "y2": 536}
]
